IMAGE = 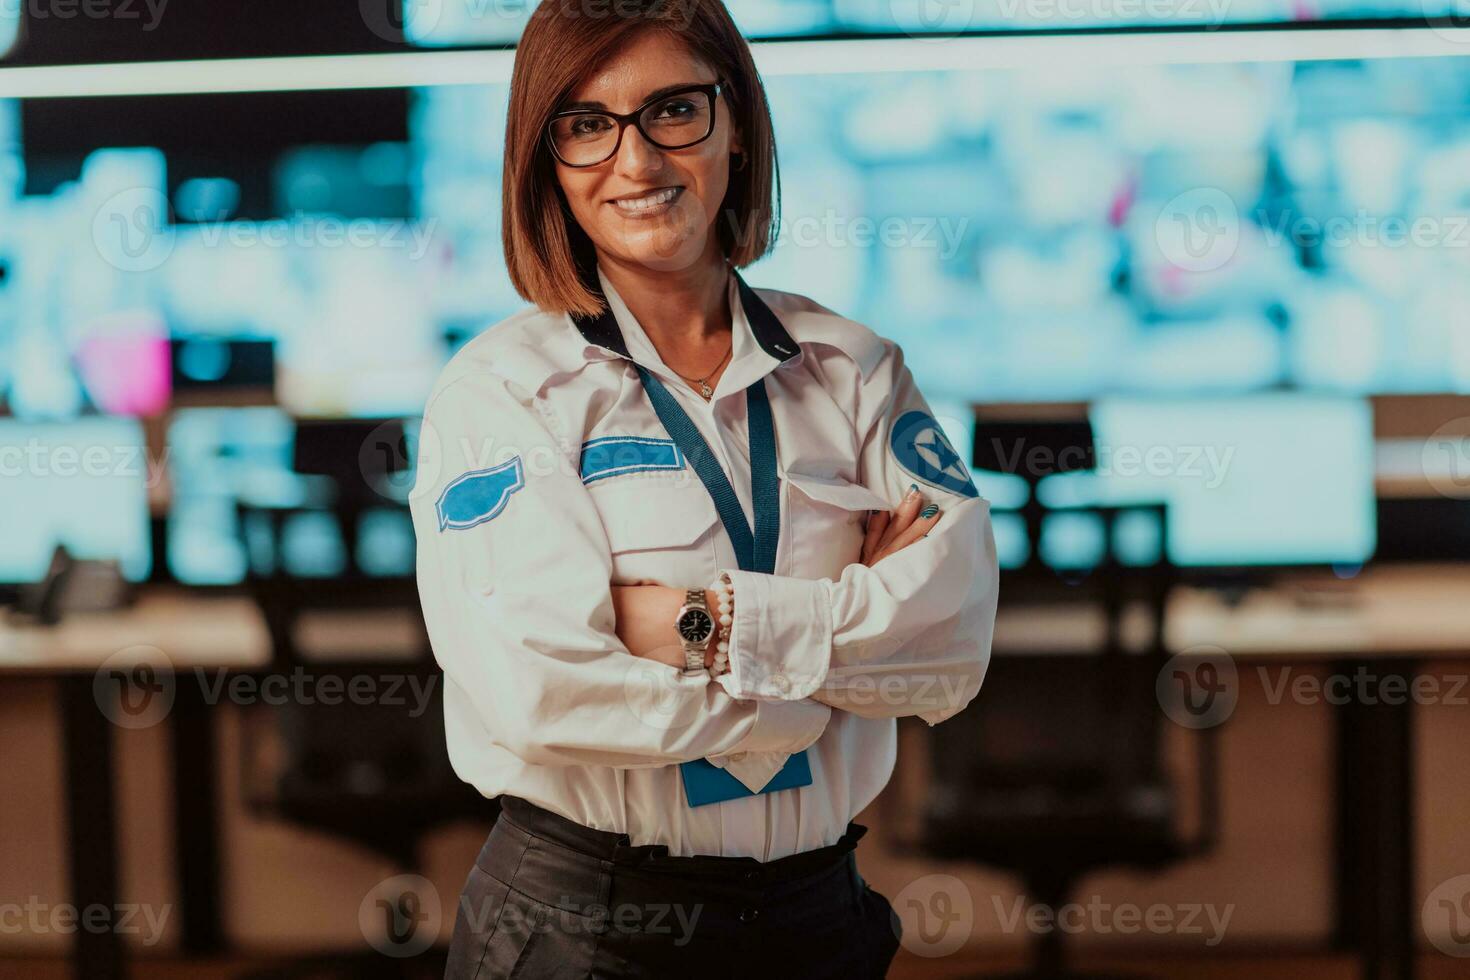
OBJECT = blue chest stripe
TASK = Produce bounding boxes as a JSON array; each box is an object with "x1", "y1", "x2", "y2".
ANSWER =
[{"x1": 580, "y1": 436, "x2": 686, "y2": 484}]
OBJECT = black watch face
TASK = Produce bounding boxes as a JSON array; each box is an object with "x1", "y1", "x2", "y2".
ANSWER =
[{"x1": 677, "y1": 609, "x2": 715, "y2": 643}]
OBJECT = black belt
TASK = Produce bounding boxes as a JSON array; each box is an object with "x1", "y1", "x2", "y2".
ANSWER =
[{"x1": 486, "y1": 796, "x2": 869, "y2": 923}]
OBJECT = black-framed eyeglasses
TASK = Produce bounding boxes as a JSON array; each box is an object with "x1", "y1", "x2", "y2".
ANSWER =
[{"x1": 546, "y1": 81, "x2": 724, "y2": 168}]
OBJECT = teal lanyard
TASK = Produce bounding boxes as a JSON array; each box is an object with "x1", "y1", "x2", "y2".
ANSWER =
[
  {"x1": 633, "y1": 366, "x2": 780, "y2": 575},
  {"x1": 633, "y1": 366, "x2": 813, "y2": 807}
]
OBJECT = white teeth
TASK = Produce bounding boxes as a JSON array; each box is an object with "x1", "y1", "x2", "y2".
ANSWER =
[{"x1": 613, "y1": 188, "x2": 678, "y2": 213}]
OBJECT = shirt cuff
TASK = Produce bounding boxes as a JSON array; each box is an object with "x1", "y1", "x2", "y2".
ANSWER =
[
  {"x1": 721, "y1": 694, "x2": 830, "y2": 758},
  {"x1": 707, "y1": 694, "x2": 829, "y2": 792},
  {"x1": 716, "y1": 569, "x2": 833, "y2": 702}
]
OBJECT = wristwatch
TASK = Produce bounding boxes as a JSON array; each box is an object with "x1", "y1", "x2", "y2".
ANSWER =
[{"x1": 673, "y1": 588, "x2": 715, "y2": 674}]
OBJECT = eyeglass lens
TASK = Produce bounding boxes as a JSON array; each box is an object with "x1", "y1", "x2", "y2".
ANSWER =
[{"x1": 550, "y1": 90, "x2": 714, "y2": 166}]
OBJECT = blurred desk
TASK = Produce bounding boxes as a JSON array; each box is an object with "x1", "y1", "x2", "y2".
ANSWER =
[
  {"x1": 1167, "y1": 564, "x2": 1470, "y2": 661},
  {"x1": 995, "y1": 563, "x2": 1470, "y2": 980},
  {"x1": 995, "y1": 564, "x2": 1470, "y2": 660},
  {"x1": 0, "y1": 592, "x2": 269, "y2": 671},
  {"x1": 0, "y1": 592, "x2": 270, "y2": 980}
]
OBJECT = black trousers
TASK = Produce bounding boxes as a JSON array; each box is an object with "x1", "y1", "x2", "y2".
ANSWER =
[{"x1": 445, "y1": 796, "x2": 903, "y2": 979}]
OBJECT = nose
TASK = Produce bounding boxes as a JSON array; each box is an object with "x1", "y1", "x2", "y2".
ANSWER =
[{"x1": 612, "y1": 123, "x2": 664, "y2": 180}]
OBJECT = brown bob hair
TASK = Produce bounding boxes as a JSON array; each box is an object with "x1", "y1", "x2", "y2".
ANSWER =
[{"x1": 502, "y1": 0, "x2": 780, "y2": 317}]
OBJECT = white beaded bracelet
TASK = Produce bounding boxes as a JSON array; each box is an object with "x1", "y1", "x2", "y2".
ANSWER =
[{"x1": 708, "y1": 571, "x2": 734, "y2": 678}]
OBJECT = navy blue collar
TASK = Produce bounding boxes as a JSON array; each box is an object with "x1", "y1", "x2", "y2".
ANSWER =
[{"x1": 571, "y1": 270, "x2": 801, "y2": 365}]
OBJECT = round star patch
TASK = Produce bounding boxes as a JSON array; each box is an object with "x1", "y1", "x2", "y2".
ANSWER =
[{"x1": 890, "y1": 411, "x2": 979, "y2": 498}]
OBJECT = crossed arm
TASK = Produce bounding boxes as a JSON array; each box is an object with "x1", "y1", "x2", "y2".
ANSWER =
[{"x1": 611, "y1": 483, "x2": 944, "y2": 670}]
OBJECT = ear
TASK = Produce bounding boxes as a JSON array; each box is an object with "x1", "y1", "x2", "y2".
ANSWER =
[
  {"x1": 726, "y1": 110, "x2": 744, "y2": 157},
  {"x1": 728, "y1": 131, "x2": 746, "y2": 175}
]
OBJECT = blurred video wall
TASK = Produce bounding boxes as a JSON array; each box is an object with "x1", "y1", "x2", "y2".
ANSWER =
[
  {"x1": 406, "y1": 0, "x2": 1470, "y2": 43},
  {"x1": 4, "y1": 19, "x2": 1470, "y2": 579},
  {"x1": 8, "y1": 51, "x2": 1470, "y2": 419},
  {"x1": 420, "y1": 52, "x2": 1470, "y2": 402}
]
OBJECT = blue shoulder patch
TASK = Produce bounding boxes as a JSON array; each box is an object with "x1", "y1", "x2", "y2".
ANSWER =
[
  {"x1": 580, "y1": 435, "x2": 686, "y2": 484},
  {"x1": 436, "y1": 457, "x2": 525, "y2": 531},
  {"x1": 890, "y1": 410, "x2": 979, "y2": 498}
]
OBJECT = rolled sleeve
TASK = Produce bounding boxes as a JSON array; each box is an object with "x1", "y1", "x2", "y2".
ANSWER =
[
  {"x1": 716, "y1": 570, "x2": 833, "y2": 702},
  {"x1": 708, "y1": 341, "x2": 997, "y2": 722}
]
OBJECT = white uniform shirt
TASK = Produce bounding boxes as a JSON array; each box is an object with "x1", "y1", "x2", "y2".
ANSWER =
[{"x1": 410, "y1": 266, "x2": 999, "y2": 861}]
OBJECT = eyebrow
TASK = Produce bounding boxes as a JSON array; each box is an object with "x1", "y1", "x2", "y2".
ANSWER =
[{"x1": 558, "y1": 80, "x2": 713, "y2": 114}]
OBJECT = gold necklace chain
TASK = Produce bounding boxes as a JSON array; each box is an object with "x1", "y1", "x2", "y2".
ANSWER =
[{"x1": 670, "y1": 338, "x2": 733, "y2": 400}]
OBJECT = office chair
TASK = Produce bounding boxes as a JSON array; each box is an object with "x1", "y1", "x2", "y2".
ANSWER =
[
  {"x1": 917, "y1": 412, "x2": 1220, "y2": 980},
  {"x1": 231, "y1": 420, "x2": 492, "y2": 979}
]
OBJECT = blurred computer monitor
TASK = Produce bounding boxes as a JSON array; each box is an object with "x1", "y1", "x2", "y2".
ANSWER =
[
  {"x1": 172, "y1": 337, "x2": 276, "y2": 393},
  {"x1": 0, "y1": 417, "x2": 152, "y2": 584},
  {"x1": 165, "y1": 406, "x2": 295, "y2": 585},
  {"x1": 0, "y1": 7, "x2": 15, "y2": 59},
  {"x1": 1089, "y1": 394, "x2": 1377, "y2": 568}
]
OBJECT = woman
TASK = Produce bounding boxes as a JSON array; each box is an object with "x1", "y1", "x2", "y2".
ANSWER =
[{"x1": 410, "y1": 1, "x2": 999, "y2": 976}]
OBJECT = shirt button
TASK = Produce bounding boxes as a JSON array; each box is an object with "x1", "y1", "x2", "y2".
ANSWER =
[
  {"x1": 739, "y1": 908, "x2": 759, "y2": 923},
  {"x1": 729, "y1": 752, "x2": 748, "y2": 762},
  {"x1": 742, "y1": 870, "x2": 759, "y2": 882}
]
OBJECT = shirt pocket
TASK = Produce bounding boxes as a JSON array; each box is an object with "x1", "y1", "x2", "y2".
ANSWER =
[
  {"x1": 784, "y1": 471, "x2": 891, "y2": 580},
  {"x1": 592, "y1": 479, "x2": 722, "y2": 586}
]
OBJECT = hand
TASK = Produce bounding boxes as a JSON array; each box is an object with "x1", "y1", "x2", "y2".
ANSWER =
[
  {"x1": 610, "y1": 585, "x2": 717, "y2": 670},
  {"x1": 861, "y1": 484, "x2": 942, "y2": 567}
]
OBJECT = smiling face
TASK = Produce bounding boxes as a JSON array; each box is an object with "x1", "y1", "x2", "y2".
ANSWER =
[{"x1": 551, "y1": 30, "x2": 742, "y2": 276}]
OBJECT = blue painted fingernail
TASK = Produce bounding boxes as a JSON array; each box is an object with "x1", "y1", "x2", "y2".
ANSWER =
[
  {"x1": 920, "y1": 504, "x2": 939, "y2": 518},
  {"x1": 908, "y1": 483, "x2": 920, "y2": 496}
]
